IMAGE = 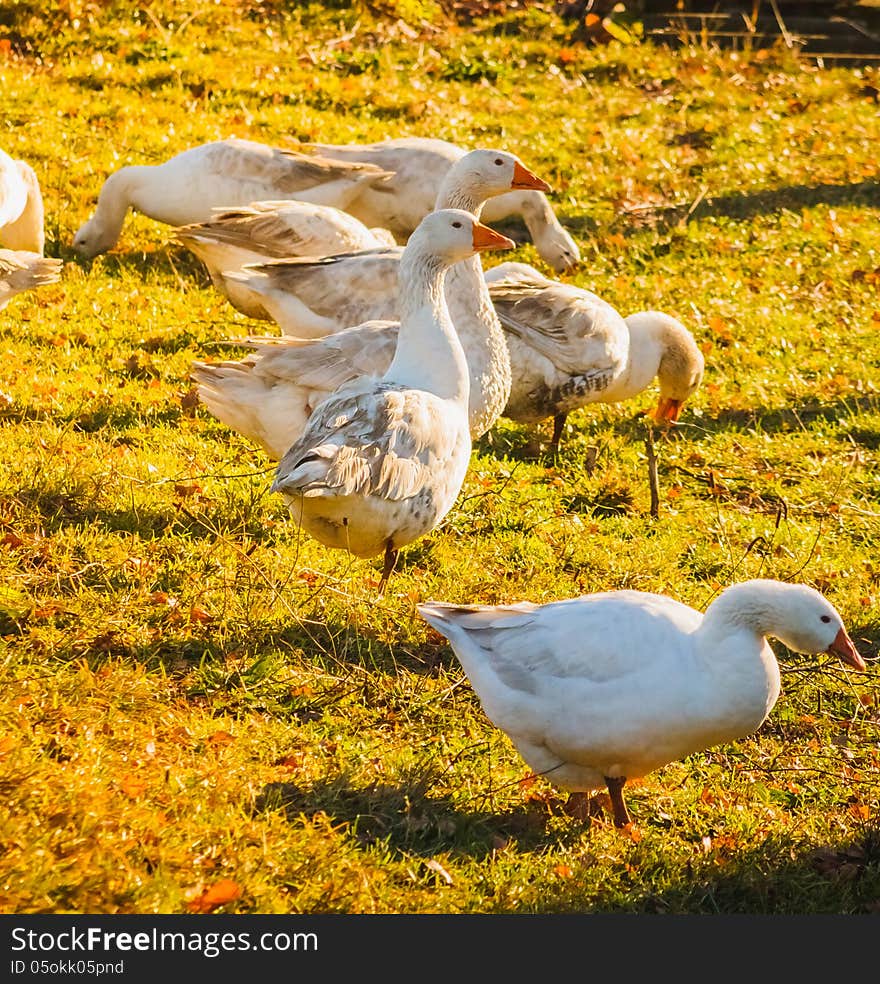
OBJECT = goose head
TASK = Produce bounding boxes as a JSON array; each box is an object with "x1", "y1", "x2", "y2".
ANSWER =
[
  {"x1": 708, "y1": 580, "x2": 865, "y2": 670},
  {"x1": 642, "y1": 312, "x2": 705, "y2": 423},
  {"x1": 529, "y1": 216, "x2": 581, "y2": 273},
  {"x1": 438, "y1": 149, "x2": 550, "y2": 214},
  {"x1": 772, "y1": 586, "x2": 863, "y2": 667},
  {"x1": 72, "y1": 212, "x2": 119, "y2": 259},
  {"x1": 405, "y1": 208, "x2": 516, "y2": 268},
  {"x1": 72, "y1": 169, "x2": 132, "y2": 258}
]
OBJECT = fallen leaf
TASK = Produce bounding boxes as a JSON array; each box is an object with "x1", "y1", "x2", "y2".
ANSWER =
[
  {"x1": 120, "y1": 775, "x2": 146, "y2": 799},
  {"x1": 207, "y1": 730, "x2": 235, "y2": 747},
  {"x1": 424, "y1": 859, "x2": 453, "y2": 885},
  {"x1": 187, "y1": 878, "x2": 241, "y2": 913},
  {"x1": 174, "y1": 483, "x2": 203, "y2": 499},
  {"x1": 553, "y1": 863, "x2": 573, "y2": 878}
]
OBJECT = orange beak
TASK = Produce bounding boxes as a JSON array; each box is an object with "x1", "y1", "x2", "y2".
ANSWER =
[
  {"x1": 511, "y1": 160, "x2": 552, "y2": 193},
  {"x1": 654, "y1": 397, "x2": 683, "y2": 423},
  {"x1": 828, "y1": 628, "x2": 867, "y2": 671},
  {"x1": 472, "y1": 222, "x2": 516, "y2": 252}
]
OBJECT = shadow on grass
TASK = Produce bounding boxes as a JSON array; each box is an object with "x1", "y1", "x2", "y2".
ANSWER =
[
  {"x1": 253, "y1": 774, "x2": 880, "y2": 912},
  {"x1": 12, "y1": 485, "x2": 274, "y2": 543},
  {"x1": 253, "y1": 774, "x2": 559, "y2": 861},
  {"x1": 611, "y1": 179, "x2": 880, "y2": 237},
  {"x1": 65, "y1": 244, "x2": 212, "y2": 285},
  {"x1": 626, "y1": 829, "x2": 880, "y2": 915},
  {"x1": 504, "y1": 392, "x2": 880, "y2": 453},
  {"x1": 694, "y1": 179, "x2": 880, "y2": 224}
]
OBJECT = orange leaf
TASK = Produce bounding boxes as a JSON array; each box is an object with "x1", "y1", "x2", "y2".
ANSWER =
[
  {"x1": 207, "y1": 730, "x2": 235, "y2": 748},
  {"x1": 174, "y1": 483, "x2": 203, "y2": 499},
  {"x1": 189, "y1": 606, "x2": 213, "y2": 624},
  {"x1": 120, "y1": 775, "x2": 146, "y2": 799},
  {"x1": 553, "y1": 864, "x2": 573, "y2": 878},
  {"x1": 187, "y1": 879, "x2": 241, "y2": 913}
]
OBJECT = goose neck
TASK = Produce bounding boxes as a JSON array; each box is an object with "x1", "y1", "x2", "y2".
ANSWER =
[
  {"x1": 386, "y1": 249, "x2": 470, "y2": 406},
  {"x1": 434, "y1": 176, "x2": 483, "y2": 217},
  {"x1": 601, "y1": 320, "x2": 663, "y2": 402}
]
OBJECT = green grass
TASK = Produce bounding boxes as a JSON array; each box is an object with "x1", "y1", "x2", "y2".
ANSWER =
[{"x1": 1, "y1": 1, "x2": 879, "y2": 914}]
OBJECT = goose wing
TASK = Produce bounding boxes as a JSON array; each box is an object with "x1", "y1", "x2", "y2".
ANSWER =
[
  {"x1": 241, "y1": 247, "x2": 404, "y2": 325},
  {"x1": 489, "y1": 279, "x2": 625, "y2": 376},
  {"x1": 273, "y1": 385, "x2": 461, "y2": 502}
]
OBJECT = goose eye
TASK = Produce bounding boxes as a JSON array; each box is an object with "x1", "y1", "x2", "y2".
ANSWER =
[
  {"x1": 820, "y1": 615, "x2": 832, "y2": 623},
  {"x1": 452, "y1": 221, "x2": 462, "y2": 229},
  {"x1": 494, "y1": 158, "x2": 503, "y2": 165}
]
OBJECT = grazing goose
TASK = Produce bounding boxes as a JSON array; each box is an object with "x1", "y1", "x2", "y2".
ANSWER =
[
  {"x1": 270, "y1": 209, "x2": 514, "y2": 593},
  {"x1": 0, "y1": 249, "x2": 62, "y2": 311},
  {"x1": 484, "y1": 262, "x2": 704, "y2": 451},
  {"x1": 220, "y1": 148, "x2": 551, "y2": 337},
  {"x1": 71, "y1": 137, "x2": 394, "y2": 259},
  {"x1": 294, "y1": 136, "x2": 580, "y2": 272},
  {"x1": 191, "y1": 149, "x2": 549, "y2": 451},
  {"x1": 0, "y1": 149, "x2": 45, "y2": 254},
  {"x1": 173, "y1": 200, "x2": 395, "y2": 320},
  {"x1": 418, "y1": 579, "x2": 866, "y2": 827}
]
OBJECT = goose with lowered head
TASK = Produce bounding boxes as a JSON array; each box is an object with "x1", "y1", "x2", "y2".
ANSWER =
[
  {"x1": 270, "y1": 209, "x2": 514, "y2": 593},
  {"x1": 71, "y1": 137, "x2": 394, "y2": 259},
  {"x1": 173, "y1": 200, "x2": 395, "y2": 320},
  {"x1": 219, "y1": 147, "x2": 551, "y2": 337},
  {"x1": 293, "y1": 136, "x2": 580, "y2": 273},
  {"x1": 0, "y1": 148, "x2": 46, "y2": 254},
  {"x1": 483, "y1": 261, "x2": 704, "y2": 452},
  {"x1": 419, "y1": 579, "x2": 866, "y2": 827},
  {"x1": 191, "y1": 149, "x2": 549, "y2": 453}
]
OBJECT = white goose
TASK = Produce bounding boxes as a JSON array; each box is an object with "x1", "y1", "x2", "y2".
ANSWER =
[
  {"x1": 484, "y1": 262, "x2": 705, "y2": 451},
  {"x1": 418, "y1": 579, "x2": 866, "y2": 827},
  {"x1": 71, "y1": 137, "x2": 394, "y2": 259},
  {"x1": 219, "y1": 148, "x2": 550, "y2": 337},
  {"x1": 0, "y1": 249, "x2": 62, "y2": 311},
  {"x1": 191, "y1": 150, "x2": 549, "y2": 451},
  {"x1": 0, "y1": 148, "x2": 45, "y2": 254},
  {"x1": 173, "y1": 200, "x2": 396, "y2": 320},
  {"x1": 270, "y1": 209, "x2": 514, "y2": 592},
  {"x1": 294, "y1": 136, "x2": 580, "y2": 273}
]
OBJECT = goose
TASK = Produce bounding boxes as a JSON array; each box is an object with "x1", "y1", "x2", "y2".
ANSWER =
[
  {"x1": 483, "y1": 262, "x2": 704, "y2": 452},
  {"x1": 0, "y1": 249, "x2": 62, "y2": 311},
  {"x1": 218, "y1": 148, "x2": 551, "y2": 337},
  {"x1": 0, "y1": 149, "x2": 45, "y2": 254},
  {"x1": 71, "y1": 137, "x2": 395, "y2": 259},
  {"x1": 293, "y1": 136, "x2": 580, "y2": 273},
  {"x1": 270, "y1": 209, "x2": 514, "y2": 593},
  {"x1": 173, "y1": 200, "x2": 396, "y2": 320},
  {"x1": 418, "y1": 579, "x2": 867, "y2": 827},
  {"x1": 191, "y1": 149, "x2": 550, "y2": 451}
]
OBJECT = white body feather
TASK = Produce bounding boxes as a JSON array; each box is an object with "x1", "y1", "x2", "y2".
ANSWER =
[{"x1": 418, "y1": 580, "x2": 854, "y2": 792}]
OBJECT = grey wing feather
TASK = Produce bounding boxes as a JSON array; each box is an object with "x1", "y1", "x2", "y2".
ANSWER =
[
  {"x1": 489, "y1": 280, "x2": 622, "y2": 375},
  {"x1": 274, "y1": 387, "x2": 456, "y2": 501},
  {"x1": 227, "y1": 320, "x2": 400, "y2": 392},
  {"x1": 243, "y1": 248, "x2": 403, "y2": 323}
]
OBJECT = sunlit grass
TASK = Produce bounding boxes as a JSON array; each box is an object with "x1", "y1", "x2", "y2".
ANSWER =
[{"x1": 0, "y1": 1, "x2": 878, "y2": 914}]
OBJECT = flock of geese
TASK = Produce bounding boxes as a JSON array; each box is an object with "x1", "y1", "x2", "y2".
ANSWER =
[{"x1": 1, "y1": 133, "x2": 869, "y2": 828}]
